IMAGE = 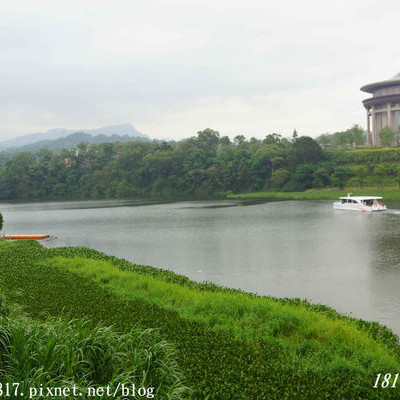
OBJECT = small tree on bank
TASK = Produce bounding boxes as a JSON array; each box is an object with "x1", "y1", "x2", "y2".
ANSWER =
[
  {"x1": 348, "y1": 124, "x2": 365, "y2": 147},
  {"x1": 379, "y1": 126, "x2": 395, "y2": 147},
  {"x1": 0, "y1": 212, "x2": 3, "y2": 231}
]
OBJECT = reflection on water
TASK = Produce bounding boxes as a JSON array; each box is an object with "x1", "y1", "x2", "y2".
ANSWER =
[{"x1": 2, "y1": 198, "x2": 400, "y2": 335}]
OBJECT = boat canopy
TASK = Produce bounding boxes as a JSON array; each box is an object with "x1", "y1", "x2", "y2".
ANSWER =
[{"x1": 339, "y1": 196, "x2": 382, "y2": 200}]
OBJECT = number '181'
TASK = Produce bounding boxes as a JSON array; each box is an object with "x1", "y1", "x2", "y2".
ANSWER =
[{"x1": 374, "y1": 373, "x2": 399, "y2": 388}]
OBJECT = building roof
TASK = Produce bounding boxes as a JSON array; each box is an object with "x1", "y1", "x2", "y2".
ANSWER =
[{"x1": 361, "y1": 72, "x2": 400, "y2": 93}]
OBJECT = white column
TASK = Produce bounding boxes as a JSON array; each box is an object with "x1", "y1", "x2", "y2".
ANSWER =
[
  {"x1": 372, "y1": 105, "x2": 377, "y2": 145},
  {"x1": 366, "y1": 108, "x2": 371, "y2": 146},
  {"x1": 387, "y1": 102, "x2": 392, "y2": 129}
]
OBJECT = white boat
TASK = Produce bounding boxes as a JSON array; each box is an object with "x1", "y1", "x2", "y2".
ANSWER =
[{"x1": 333, "y1": 194, "x2": 387, "y2": 212}]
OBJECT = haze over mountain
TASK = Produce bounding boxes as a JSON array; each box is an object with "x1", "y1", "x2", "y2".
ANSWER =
[
  {"x1": 0, "y1": 123, "x2": 149, "y2": 150},
  {"x1": 0, "y1": 132, "x2": 150, "y2": 154}
]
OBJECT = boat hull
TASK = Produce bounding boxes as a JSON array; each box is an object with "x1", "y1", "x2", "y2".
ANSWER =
[{"x1": 333, "y1": 203, "x2": 387, "y2": 212}]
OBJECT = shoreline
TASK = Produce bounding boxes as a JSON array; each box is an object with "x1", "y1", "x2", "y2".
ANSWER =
[{"x1": 227, "y1": 189, "x2": 400, "y2": 202}]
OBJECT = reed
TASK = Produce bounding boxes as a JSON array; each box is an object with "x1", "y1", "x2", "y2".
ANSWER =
[{"x1": 0, "y1": 290, "x2": 188, "y2": 399}]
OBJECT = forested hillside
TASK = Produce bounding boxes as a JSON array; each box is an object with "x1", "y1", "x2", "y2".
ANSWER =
[{"x1": 1, "y1": 128, "x2": 400, "y2": 200}]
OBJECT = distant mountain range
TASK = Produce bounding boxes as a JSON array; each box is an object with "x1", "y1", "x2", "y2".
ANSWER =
[
  {"x1": 2, "y1": 132, "x2": 150, "y2": 154},
  {"x1": 0, "y1": 123, "x2": 149, "y2": 152}
]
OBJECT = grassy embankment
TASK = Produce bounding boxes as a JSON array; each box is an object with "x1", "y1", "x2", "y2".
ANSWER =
[
  {"x1": 1, "y1": 241, "x2": 400, "y2": 398},
  {"x1": 227, "y1": 188, "x2": 400, "y2": 201}
]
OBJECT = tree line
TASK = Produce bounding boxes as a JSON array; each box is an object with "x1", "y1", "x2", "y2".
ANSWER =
[
  {"x1": 1, "y1": 126, "x2": 399, "y2": 200},
  {"x1": 316, "y1": 124, "x2": 365, "y2": 148},
  {"x1": 0, "y1": 129, "x2": 327, "y2": 199},
  {"x1": 317, "y1": 124, "x2": 400, "y2": 148}
]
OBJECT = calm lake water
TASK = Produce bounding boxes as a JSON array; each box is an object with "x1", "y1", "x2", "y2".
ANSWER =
[{"x1": 2, "y1": 198, "x2": 400, "y2": 334}]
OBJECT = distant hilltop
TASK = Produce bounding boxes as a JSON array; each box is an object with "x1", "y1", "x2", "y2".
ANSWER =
[{"x1": 0, "y1": 123, "x2": 149, "y2": 150}]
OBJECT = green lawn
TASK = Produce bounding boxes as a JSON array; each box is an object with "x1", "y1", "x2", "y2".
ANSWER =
[{"x1": 227, "y1": 188, "x2": 400, "y2": 201}]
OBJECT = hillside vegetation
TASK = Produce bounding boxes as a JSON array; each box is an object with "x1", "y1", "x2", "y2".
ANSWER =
[
  {"x1": 2, "y1": 126, "x2": 400, "y2": 200},
  {"x1": 0, "y1": 241, "x2": 399, "y2": 398}
]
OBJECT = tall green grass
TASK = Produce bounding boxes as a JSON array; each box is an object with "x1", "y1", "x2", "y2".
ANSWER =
[
  {"x1": 0, "y1": 290, "x2": 188, "y2": 399},
  {"x1": 46, "y1": 256, "x2": 400, "y2": 377}
]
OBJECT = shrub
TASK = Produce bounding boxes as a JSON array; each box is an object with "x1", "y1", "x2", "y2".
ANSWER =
[{"x1": 270, "y1": 168, "x2": 291, "y2": 188}]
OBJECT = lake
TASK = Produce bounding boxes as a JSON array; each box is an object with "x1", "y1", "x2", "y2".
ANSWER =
[{"x1": 2, "y1": 198, "x2": 400, "y2": 335}]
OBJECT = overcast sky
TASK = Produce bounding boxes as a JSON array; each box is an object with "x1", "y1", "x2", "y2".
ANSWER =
[{"x1": 1, "y1": 0, "x2": 399, "y2": 141}]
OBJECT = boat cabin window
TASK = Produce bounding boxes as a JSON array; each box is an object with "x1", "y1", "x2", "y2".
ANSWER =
[{"x1": 342, "y1": 199, "x2": 357, "y2": 204}]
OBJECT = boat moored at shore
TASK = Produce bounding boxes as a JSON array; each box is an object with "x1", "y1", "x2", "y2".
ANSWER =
[{"x1": 333, "y1": 194, "x2": 387, "y2": 212}]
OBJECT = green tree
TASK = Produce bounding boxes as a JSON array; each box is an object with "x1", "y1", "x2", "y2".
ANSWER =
[
  {"x1": 270, "y1": 168, "x2": 290, "y2": 188},
  {"x1": 234, "y1": 135, "x2": 246, "y2": 146},
  {"x1": 348, "y1": 124, "x2": 365, "y2": 146},
  {"x1": 288, "y1": 164, "x2": 316, "y2": 190},
  {"x1": 316, "y1": 133, "x2": 332, "y2": 147},
  {"x1": 353, "y1": 166, "x2": 369, "y2": 188},
  {"x1": 331, "y1": 166, "x2": 352, "y2": 189},
  {"x1": 396, "y1": 166, "x2": 400, "y2": 188},
  {"x1": 220, "y1": 136, "x2": 231, "y2": 146},
  {"x1": 395, "y1": 126, "x2": 400, "y2": 146},
  {"x1": 292, "y1": 136, "x2": 323, "y2": 165},
  {"x1": 348, "y1": 176, "x2": 363, "y2": 189},
  {"x1": 197, "y1": 128, "x2": 220, "y2": 154},
  {"x1": 374, "y1": 164, "x2": 387, "y2": 189},
  {"x1": 313, "y1": 167, "x2": 330, "y2": 188},
  {"x1": 379, "y1": 126, "x2": 395, "y2": 147},
  {"x1": 354, "y1": 166, "x2": 368, "y2": 179},
  {"x1": 0, "y1": 211, "x2": 3, "y2": 231},
  {"x1": 263, "y1": 133, "x2": 282, "y2": 145},
  {"x1": 332, "y1": 131, "x2": 349, "y2": 148},
  {"x1": 292, "y1": 129, "x2": 298, "y2": 143}
]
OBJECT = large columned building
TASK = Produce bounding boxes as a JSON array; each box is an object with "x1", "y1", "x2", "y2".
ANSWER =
[{"x1": 361, "y1": 72, "x2": 400, "y2": 146}]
